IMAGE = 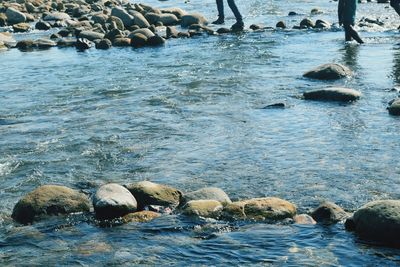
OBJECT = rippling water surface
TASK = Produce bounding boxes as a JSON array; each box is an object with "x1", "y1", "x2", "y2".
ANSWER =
[{"x1": 1, "y1": 0, "x2": 400, "y2": 265}]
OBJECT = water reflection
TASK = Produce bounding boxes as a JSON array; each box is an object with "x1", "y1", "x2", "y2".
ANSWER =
[
  {"x1": 392, "y1": 46, "x2": 400, "y2": 85},
  {"x1": 341, "y1": 43, "x2": 360, "y2": 69}
]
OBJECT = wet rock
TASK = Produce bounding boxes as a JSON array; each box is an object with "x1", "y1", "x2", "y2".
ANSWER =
[
  {"x1": 128, "y1": 28, "x2": 155, "y2": 39},
  {"x1": 293, "y1": 214, "x2": 317, "y2": 225},
  {"x1": 388, "y1": 99, "x2": 400, "y2": 115},
  {"x1": 93, "y1": 183, "x2": 137, "y2": 219},
  {"x1": 146, "y1": 12, "x2": 179, "y2": 26},
  {"x1": 222, "y1": 197, "x2": 297, "y2": 221},
  {"x1": 263, "y1": 102, "x2": 286, "y2": 109},
  {"x1": 347, "y1": 200, "x2": 400, "y2": 245},
  {"x1": 300, "y1": 18, "x2": 315, "y2": 28},
  {"x1": 276, "y1": 21, "x2": 286, "y2": 29},
  {"x1": 166, "y1": 26, "x2": 178, "y2": 38},
  {"x1": 288, "y1": 11, "x2": 299, "y2": 16},
  {"x1": 111, "y1": 7, "x2": 134, "y2": 27},
  {"x1": 0, "y1": 41, "x2": 7, "y2": 52},
  {"x1": 78, "y1": 30, "x2": 104, "y2": 41},
  {"x1": 95, "y1": 38, "x2": 112, "y2": 49},
  {"x1": 12, "y1": 185, "x2": 91, "y2": 224},
  {"x1": 107, "y1": 16, "x2": 125, "y2": 31},
  {"x1": 6, "y1": 7, "x2": 26, "y2": 25},
  {"x1": 182, "y1": 200, "x2": 223, "y2": 219},
  {"x1": 0, "y1": 32, "x2": 16, "y2": 47},
  {"x1": 217, "y1": 27, "x2": 230, "y2": 34},
  {"x1": 181, "y1": 187, "x2": 231, "y2": 207},
  {"x1": 147, "y1": 35, "x2": 165, "y2": 46},
  {"x1": 75, "y1": 38, "x2": 92, "y2": 50},
  {"x1": 58, "y1": 28, "x2": 73, "y2": 37},
  {"x1": 311, "y1": 201, "x2": 349, "y2": 224},
  {"x1": 25, "y1": 3, "x2": 36, "y2": 14},
  {"x1": 303, "y1": 63, "x2": 352, "y2": 80},
  {"x1": 177, "y1": 32, "x2": 191, "y2": 38},
  {"x1": 50, "y1": 33, "x2": 62, "y2": 39},
  {"x1": 113, "y1": 37, "x2": 131, "y2": 47},
  {"x1": 91, "y1": 13, "x2": 108, "y2": 25},
  {"x1": 130, "y1": 33, "x2": 147, "y2": 48},
  {"x1": 104, "y1": 28, "x2": 124, "y2": 41},
  {"x1": 0, "y1": 13, "x2": 8, "y2": 27},
  {"x1": 34, "y1": 38, "x2": 57, "y2": 49},
  {"x1": 57, "y1": 38, "x2": 76, "y2": 47},
  {"x1": 13, "y1": 22, "x2": 31, "y2": 32},
  {"x1": 16, "y1": 39, "x2": 35, "y2": 50},
  {"x1": 303, "y1": 87, "x2": 361, "y2": 102},
  {"x1": 125, "y1": 181, "x2": 182, "y2": 210},
  {"x1": 123, "y1": 211, "x2": 160, "y2": 223},
  {"x1": 250, "y1": 24, "x2": 264, "y2": 31},
  {"x1": 35, "y1": 20, "x2": 51, "y2": 30},
  {"x1": 161, "y1": 7, "x2": 187, "y2": 19},
  {"x1": 44, "y1": 12, "x2": 71, "y2": 21},
  {"x1": 311, "y1": 8, "x2": 323, "y2": 15},
  {"x1": 181, "y1": 13, "x2": 207, "y2": 27},
  {"x1": 315, "y1": 19, "x2": 331, "y2": 29}
]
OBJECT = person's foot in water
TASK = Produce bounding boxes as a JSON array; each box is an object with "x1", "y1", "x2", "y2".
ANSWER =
[
  {"x1": 212, "y1": 17, "x2": 225, "y2": 25},
  {"x1": 231, "y1": 20, "x2": 244, "y2": 31}
]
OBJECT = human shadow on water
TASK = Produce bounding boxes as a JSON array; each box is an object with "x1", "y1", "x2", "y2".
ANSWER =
[{"x1": 341, "y1": 43, "x2": 360, "y2": 70}]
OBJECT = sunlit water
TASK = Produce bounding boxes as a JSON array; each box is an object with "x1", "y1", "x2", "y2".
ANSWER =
[{"x1": 1, "y1": 0, "x2": 400, "y2": 265}]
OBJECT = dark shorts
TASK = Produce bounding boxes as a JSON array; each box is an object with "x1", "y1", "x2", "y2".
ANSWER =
[{"x1": 343, "y1": 0, "x2": 357, "y2": 24}]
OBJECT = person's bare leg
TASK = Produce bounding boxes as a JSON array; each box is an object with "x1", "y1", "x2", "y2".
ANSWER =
[{"x1": 345, "y1": 24, "x2": 364, "y2": 44}]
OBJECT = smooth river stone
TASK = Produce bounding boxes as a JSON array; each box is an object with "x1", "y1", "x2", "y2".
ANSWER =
[
  {"x1": 181, "y1": 187, "x2": 231, "y2": 206},
  {"x1": 311, "y1": 201, "x2": 349, "y2": 224},
  {"x1": 182, "y1": 200, "x2": 223, "y2": 219},
  {"x1": 303, "y1": 87, "x2": 361, "y2": 102},
  {"x1": 303, "y1": 63, "x2": 352, "y2": 80}
]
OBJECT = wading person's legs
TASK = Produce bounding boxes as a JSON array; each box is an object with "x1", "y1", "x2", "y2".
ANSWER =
[
  {"x1": 344, "y1": 24, "x2": 364, "y2": 44},
  {"x1": 212, "y1": 0, "x2": 225, "y2": 24},
  {"x1": 228, "y1": 0, "x2": 244, "y2": 30}
]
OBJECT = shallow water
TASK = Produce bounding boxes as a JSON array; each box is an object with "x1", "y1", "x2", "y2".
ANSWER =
[{"x1": 1, "y1": 0, "x2": 400, "y2": 265}]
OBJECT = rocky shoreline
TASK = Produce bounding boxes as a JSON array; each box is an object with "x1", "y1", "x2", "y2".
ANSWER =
[{"x1": 9, "y1": 181, "x2": 400, "y2": 247}]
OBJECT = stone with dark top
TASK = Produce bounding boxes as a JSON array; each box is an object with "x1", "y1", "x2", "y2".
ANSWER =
[
  {"x1": 303, "y1": 63, "x2": 352, "y2": 80},
  {"x1": 303, "y1": 87, "x2": 361, "y2": 102},
  {"x1": 311, "y1": 201, "x2": 349, "y2": 224}
]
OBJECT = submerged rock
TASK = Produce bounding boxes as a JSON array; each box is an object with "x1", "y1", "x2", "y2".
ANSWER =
[
  {"x1": 123, "y1": 211, "x2": 160, "y2": 223},
  {"x1": 346, "y1": 200, "x2": 400, "y2": 246},
  {"x1": 222, "y1": 197, "x2": 297, "y2": 221},
  {"x1": 181, "y1": 187, "x2": 231, "y2": 207},
  {"x1": 12, "y1": 185, "x2": 91, "y2": 224},
  {"x1": 293, "y1": 214, "x2": 317, "y2": 225},
  {"x1": 34, "y1": 38, "x2": 57, "y2": 49},
  {"x1": 311, "y1": 201, "x2": 349, "y2": 224},
  {"x1": 388, "y1": 99, "x2": 400, "y2": 115},
  {"x1": 303, "y1": 87, "x2": 361, "y2": 102},
  {"x1": 93, "y1": 183, "x2": 137, "y2": 219},
  {"x1": 303, "y1": 63, "x2": 352, "y2": 80},
  {"x1": 125, "y1": 181, "x2": 182, "y2": 210},
  {"x1": 182, "y1": 200, "x2": 223, "y2": 219}
]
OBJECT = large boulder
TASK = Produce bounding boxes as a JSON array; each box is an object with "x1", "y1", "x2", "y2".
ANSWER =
[
  {"x1": 303, "y1": 63, "x2": 352, "y2": 80},
  {"x1": 93, "y1": 183, "x2": 137, "y2": 219},
  {"x1": 388, "y1": 99, "x2": 400, "y2": 116},
  {"x1": 12, "y1": 185, "x2": 91, "y2": 224},
  {"x1": 303, "y1": 87, "x2": 361, "y2": 102},
  {"x1": 222, "y1": 197, "x2": 297, "y2": 221},
  {"x1": 182, "y1": 200, "x2": 223, "y2": 219},
  {"x1": 125, "y1": 181, "x2": 182, "y2": 210},
  {"x1": 44, "y1": 12, "x2": 71, "y2": 21},
  {"x1": 123, "y1": 211, "x2": 160, "y2": 223},
  {"x1": 311, "y1": 201, "x2": 349, "y2": 224},
  {"x1": 181, "y1": 13, "x2": 208, "y2": 27},
  {"x1": 6, "y1": 7, "x2": 26, "y2": 25},
  {"x1": 181, "y1": 187, "x2": 231, "y2": 207},
  {"x1": 111, "y1": 7, "x2": 134, "y2": 27},
  {"x1": 346, "y1": 200, "x2": 400, "y2": 245}
]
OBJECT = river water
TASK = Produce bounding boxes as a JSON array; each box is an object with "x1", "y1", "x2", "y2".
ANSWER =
[{"x1": 1, "y1": 0, "x2": 400, "y2": 265}]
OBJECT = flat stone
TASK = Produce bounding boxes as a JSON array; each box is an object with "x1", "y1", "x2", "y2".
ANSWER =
[
  {"x1": 222, "y1": 197, "x2": 297, "y2": 221},
  {"x1": 34, "y1": 38, "x2": 57, "y2": 49},
  {"x1": 12, "y1": 185, "x2": 91, "y2": 224},
  {"x1": 122, "y1": 211, "x2": 160, "y2": 223},
  {"x1": 125, "y1": 181, "x2": 182, "y2": 210},
  {"x1": 303, "y1": 87, "x2": 361, "y2": 102},
  {"x1": 93, "y1": 183, "x2": 137, "y2": 219},
  {"x1": 13, "y1": 22, "x2": 31, "y2": 32},
  {"x1": 78, "y1": 30, "x2": 105, "y2": 41},
  {"x1": 303, "y1": 63, "x2": 352, "y2": 80}
]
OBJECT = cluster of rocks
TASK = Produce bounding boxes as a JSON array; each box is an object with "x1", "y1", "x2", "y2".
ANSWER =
[
  {"x1": 11, "y1": 182, "x2": 400, "y2": 246},
  {"x1": 0, "y1": 0, "x2": 213, "y2": 51}
]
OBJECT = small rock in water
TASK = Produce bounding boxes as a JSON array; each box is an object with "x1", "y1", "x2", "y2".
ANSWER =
[
  {"x1": 95, "y1": 39, "x2": 112, "y2": 50},
  {"x1": 182, "y1": 200, "x2": 223, "y2": 219},
  {"x1": 311, "y1": 201, "x2": 349, "y2": 224},
  {"x1": 303, "y1": 87, "x2": 361, "y2": 102},
  {"x1": 13, "y1": 22, "x2": 31, "y2": 32},
  {"x1": 346, "y1": 200, "x2": 400, "y2": 246},
  {"x1": 16, "y1": 39, "x2": 35, "y2": 51},
  {"x1": 34, "y1": 38, "x2": 57, "y2": 49},
  {"x1": 300, "y1": 18, "x2": 315, "y2": 28},
  {"x1": 293, "y1": 214, "x2": 317, "y2": 225},
  {"x1": 311, "y1": 8, "x2": 323, "y2": 15},
  {"x1": 130, "y1": 33, "x2": 148, "y2": 48},
  {"x1": 147, "y1": 35, "x2": 165, "y2": 46},
  {"x1": 388, "y1": 99, "x2": 400, "y2": 115},
  {"x1": 93, "y1": 183, "x2": 137, "y2": 220},
  {"x1": 76, "y1": 38, "x2": 93, "y2": 50},
  {"x1": 288, "y1": 11, "x2": 299, "y2": 16},
  {"x1": 123, "y1": 211, "x2": 160, "y2": 223},
  {"x1": 250, "y1": 24, "x2": 264, "y2": 30},
  {"x1": 217, "y1": 27, "x2": 231, "y2": 34},
  {"x1": 166, "y1": 26, "x2": 178, "y2": 38},
  {"x1": 263, "y1": 103, "x2": 286, "y2": 109},
  {"x1": 113, "y1": 37, "x2": 131, "y2": 47},
  {"x1": 276, "y1": 21, "x2": 286, "y2": 29},
  {"x1": 78, "y1": 30, "x2": 105, "y2": 41},
  {"x1": 180, "y1": 187, "x2": 231, "y2": 207},
  {"x1": 315, "y1": 19, "x2": 331, "y2": 29},
  {"x1": 303, "y1": 63, "x2": 352, "y2": 80},
  {"x1": 35, "y1": 21, "x2": 51, "y2": 31}
]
